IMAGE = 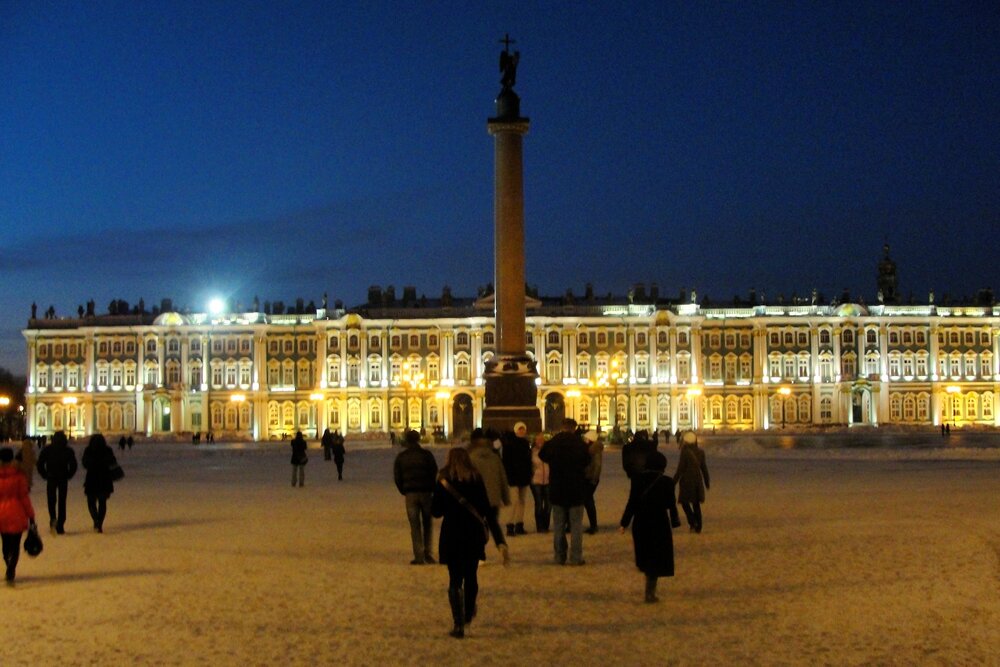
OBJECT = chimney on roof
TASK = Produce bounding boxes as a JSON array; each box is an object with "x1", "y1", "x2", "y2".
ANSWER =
[{"x1": 402, "y1": 286, "x2": 417, "y2": 305}]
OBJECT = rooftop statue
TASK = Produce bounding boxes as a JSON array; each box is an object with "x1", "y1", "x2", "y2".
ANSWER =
[{"x1": 499, "y1": 33, "x2": 519, "y2": 91}]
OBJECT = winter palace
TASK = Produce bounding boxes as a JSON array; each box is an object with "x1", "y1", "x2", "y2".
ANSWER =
[{"x1": 21, "y1": 265, "x2": 1000, "y2": 441}]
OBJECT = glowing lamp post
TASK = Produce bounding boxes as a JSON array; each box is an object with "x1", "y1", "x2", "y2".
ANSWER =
[{"x1": 778, "y1": 386, "x2": 791, "y2": 429}]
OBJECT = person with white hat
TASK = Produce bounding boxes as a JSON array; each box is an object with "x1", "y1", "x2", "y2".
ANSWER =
[
  {"x1": 674, "y1": 430, "x2": 710, "y2": 533},
  {"x1": 501, "y1": 422, "x2": 532, "y2": 536}
]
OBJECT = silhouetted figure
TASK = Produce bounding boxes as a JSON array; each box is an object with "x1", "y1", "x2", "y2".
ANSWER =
[
  {"x1": 619, "y1": 450, "x2": 681, "y2": 603},
  {"x1": 290, "y1": 431, "x2": 307, "y2": 487},
  {"x1": 394, "y1": 429, "x2": 438, "y2": 565},
  {"x1": 331, "y1": 431, "x2": 345, "y2": 480},
  {"x1": 321, "y1": 428, "x2": 334, "y2": 461},
  {"x1": 82, "y1": 434, "x2": 120, "y2": 533},
  {"x1": 36, "y1": 430, "x2": 77, "y2": 534},
  {"x1": 432, "y1": 447, "x2": 492, "y2": 639},
  {"x1": 675, "y1": 431, "x2": 710, "y2": 533}
]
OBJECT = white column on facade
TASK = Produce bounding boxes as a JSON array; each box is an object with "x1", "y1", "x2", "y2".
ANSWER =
[
  {"x1": 471, "y1": 330, "x2": 482, "y2": 383},
  {"x1": 156, "y1": 330, "x2": 165, "y2": 388},
  {"x1": 929, "y1": 321, "x2": 940, "y2": 381},
  {"x1": 993, "y1": 326, "x2": 1000, "y2": 426},
  {"x1": 318, "y1": 328, "x2": 328, "y2": 388},
  {"x1": 535, "y1": 326, "x2": 546, "y2": 381},
  {"x1": 339, "y1": 333, "x2": 347, "y2": 386},
  {"x1": 85, "y1": 333, "x2": 95, "y2": 389},
  {"x1": 878, "y1": 322, "x2": 889, "y2": 423},
  {"x1": 669, "y1": 328, "x2": 678, "y2": 383},
  {"x1": 136, "y1": 333, "x2": 145, "y2": 434},
  {"x1": 443, "y1": 331, "x2": 453, "y2": 381},
  {"x1": 359, "y1": 329, "x2": 368, "y2": 385},
  {"x1": 690, "y1": 325, "x2": 701, "y2": 383},
  {"x1": 810, "y1": 325, "x2": 820, "y2": 425},
  {"x1": 561, "y1": 329, "x2": 571, "y2": 383},
  {"x1": 832, "y1": 327, "x2": 842, "y2": 423},
  {"x1": 567, "y1": 327, "x2": 577, "y2": 382}
]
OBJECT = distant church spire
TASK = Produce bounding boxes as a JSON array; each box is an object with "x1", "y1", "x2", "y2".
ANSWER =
[{"x1": 877, "y1": 244, "x2": 898, "y2": 304}]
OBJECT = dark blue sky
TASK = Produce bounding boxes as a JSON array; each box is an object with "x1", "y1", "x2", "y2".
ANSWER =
[{"x1": 2, "y1": 1, "x2": 999, "y2": 374}]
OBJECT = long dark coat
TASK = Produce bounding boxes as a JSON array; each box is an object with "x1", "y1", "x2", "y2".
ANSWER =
[
  {"x1": 82, "y1": 441, "x2": 119, "y2": 499},
  {"x1": 331, "y1": 436, "x2": 345, "y2": 464},
  {"x1": 620, "y1": 470, "x2": 681, "y2": 577},
  {"x1": 431, "y1": 476, "x2": 490, "y2": 565},
  {"x1": 538, "y1": 431, "x2": 590, "y2": 507},
  {"x1": 501, "y1": 434, "x2": 533, "y2": 487},
  {"x1": 289, "y1": 435, "x2": 308, "y2": 465},
  {"x1": 675, "y1": 444, "x2": 710, "y2": 504}
]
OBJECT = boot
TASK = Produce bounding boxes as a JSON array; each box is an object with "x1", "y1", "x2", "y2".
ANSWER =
[
  {"x1": 448, "y1": 587, "x2": 465, "y2": 638},
  {"x1": 644, "y1": 575, "x2": 659, "y2": 603},
  {"x1": 515, "y1": 522, "x2": 526, "y2": 535},
  {"x1": 505, "y1": 523, "x2": 515, "y2": 537},
  {"x1": 498, "y1": 543, "x2": 511, "y2": 566}
]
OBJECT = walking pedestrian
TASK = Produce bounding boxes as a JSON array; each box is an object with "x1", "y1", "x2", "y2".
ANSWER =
[
  {"x1": 539, "y1": 418, "x2": 591, "y2": 566},
  {"x1": 118, "y1": 436, "x2": 127, "y2": 452},
  {"x1": 393, "y1": 429, "x2": 438, "y2": 564},
  {"x1": 530, "y1": 433, "x2": 551, "y2": 532},
  {"x1": 501, "y1": 423, "x2": 533, "y2": 537},
  {"x1": 467, "y1": 428, "x2": 510, "y2": 564},
  {"x1": 431, "y1": 447, "x2": 492, "y2": 639},
  {"x1": 675, "y1": 431, "x2": 710, "y2": 533},
  {"x1": 126, "y1": 436, "x2": 134, "y2": 450},
  {"x1": 619, "y1": 450, "x2": 681, "y2": 603},
  {"x1": 321, "y1": 428, "x2": 334, "y2": 461},
  {"x1": 1, "y1": 447, "x2": 37, "y2": 586},
  {"x1": 583, "y1": 430, "x2": 604, "y2": 534},
  {"x1": 82, "y1": 434, "x2": 120, "y2": 533},
  {"x1": 290, "y1": 431, "x2": 308, "y2": 487},
  {"x1": 332, "y1": 430, "x2": 346, "y2": 480},
  {"x1": 36, "y1": 430, "x2": 77, "y2": 534}
]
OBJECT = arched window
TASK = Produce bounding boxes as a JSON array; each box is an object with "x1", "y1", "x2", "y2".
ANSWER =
[
  {"x1": 456, "y1": 332, "x2": 469, "y2": 346},
  {"x1": 483, "y1": 331, "x2": 495, "y2": 346},
  {"x1": 798, "y1": 395, "x2": 811, "y2": 423},
  {"x1": 547, "y1": 330, "x2": 560, "y2": 346}
]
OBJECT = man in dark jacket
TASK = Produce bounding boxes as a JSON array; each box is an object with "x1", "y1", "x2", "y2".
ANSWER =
[
  {"x1": 36, "y1": 429, "x2": 78, "y2": 534},
  {"x1": 501, "y1": 423, "x2": 533, "y2": 536},
  {"x1": 393, "y1": 430, "x2": 439, "y2": 564},
  {"x1": 539, "y1": 418, "x2": 591, "y2": 566}
]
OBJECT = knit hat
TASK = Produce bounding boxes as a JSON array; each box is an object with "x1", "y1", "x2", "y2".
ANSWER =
[
  {"x1": 681, "y1": 430, "x2": 698, "y2": 445},
  {"x1": 645, "y1": 451, "x2": 667, "y2": 472},
  {"x1": 513, "y1": 422, "x2": 527, "y2": 436},
  {"x1": 0, "y1": 447, "x2": 13, "y2": 463}
]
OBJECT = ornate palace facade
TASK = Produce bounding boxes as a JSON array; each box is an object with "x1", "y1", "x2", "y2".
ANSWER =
[{"x1": 21, "y1": 284, "x2": 1000, "y2": 440}]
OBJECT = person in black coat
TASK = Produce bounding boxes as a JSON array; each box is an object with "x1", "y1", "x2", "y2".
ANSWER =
[
  {"x1": 500, "y1": 423, "x2": 533, "y2": 536},
  {"x1": 289, "y1": 431, "x2": 308, "y2": 487},
  {"x1": 82, "y1": 433, "x2": 120, "y2": 533},
  {"x1": 538, "y1": 418, "x2": 591, "y2": 566},
  {"x1": 36, "y1": 430, "x2": 77, "y2": 534},
  {"x1": 675, "y1": 431, "x2": 710, "y2": 533},
  {"x1": 619, "y1": 451, "x2": 681, "y2": 603},
  {"x1": 393, "y1": 429, "x2": 439, "y2": 564},
  {"x1": 331, "y1": 431, "x2": 346, "y2": 480},
  {"x1": 321, "y1": 428, "x2": 334, "y2": 461},
  {"x1": 431, "y1": 447, "x2": 492, "y2": 639}
]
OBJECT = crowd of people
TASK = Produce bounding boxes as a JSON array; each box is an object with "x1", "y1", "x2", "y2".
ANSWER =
[
  {"x1": 3, "y1": 421, "x2": 711, "y2": 640},
  {"x1": 392, "y1": 420, "x2": 712, "y2": 639},
  {"x1": 0, "y1": 429, "x2": 126, "y2": 585}
]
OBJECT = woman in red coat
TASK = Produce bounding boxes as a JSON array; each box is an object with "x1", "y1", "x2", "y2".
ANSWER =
[{"x1": 0, "y1": 446, "x2": 36, "y2": 585}]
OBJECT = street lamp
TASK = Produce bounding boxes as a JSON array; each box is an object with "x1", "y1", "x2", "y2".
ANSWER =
[
  {"x1": 778, "y1": 386, "x2": 791, "y2": 429},
  {"x1": 566, "y1": 389, "x2": 581, "y2": 426}
]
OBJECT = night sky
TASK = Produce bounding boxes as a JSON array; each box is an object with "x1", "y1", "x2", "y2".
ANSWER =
[{"x1": 2, "y1": 2, "x2": 999, "y2": 374}]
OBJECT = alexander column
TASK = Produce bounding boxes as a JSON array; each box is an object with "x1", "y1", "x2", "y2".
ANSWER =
[{"x1": 482, "y1": 35, "x2": 542, "y2": 434}]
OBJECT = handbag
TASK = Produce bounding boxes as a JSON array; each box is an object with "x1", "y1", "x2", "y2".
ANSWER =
[
  {"x1": 109, "y1": 464, "x2": 125, "y2": 482},
  {"x1": 440, "y1": 479, "x2": 490, "y2": 543},
  {"x1": 24, "y1": 522, "x2": 43, "y2": 557}
]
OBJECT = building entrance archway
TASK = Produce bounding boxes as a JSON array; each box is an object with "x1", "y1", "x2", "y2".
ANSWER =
[
  {"x1": 544, "y1": 393, "x2": 565, "y2": 432},
  {"x1": 451, "y1": 394, "x2": 474, "y2": 440}
]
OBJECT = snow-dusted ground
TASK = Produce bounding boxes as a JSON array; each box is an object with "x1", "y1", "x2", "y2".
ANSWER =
[{"x1": 4, "y1": 433, "x2": 999, "y2": 666}]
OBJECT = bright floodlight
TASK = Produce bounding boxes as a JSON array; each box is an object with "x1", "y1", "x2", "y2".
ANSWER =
[{"x1": 208, "y1": 298, "x2": 225, "y2": 315}]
